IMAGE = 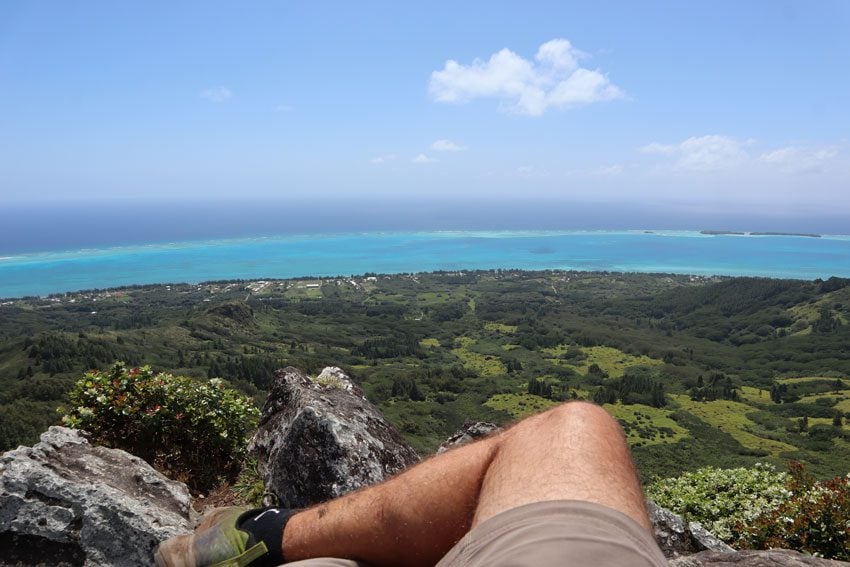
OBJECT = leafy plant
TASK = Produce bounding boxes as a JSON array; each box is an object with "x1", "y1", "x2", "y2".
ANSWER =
[
  {"x1": 61, "y1": 362, "x2": 259, "y2": 491},
  {"x1": 646, "y1": 463, "x2": 790, "y2": 541},
  {"x1": 737, "y1": 462, "x2": 850, "y2": 560},
  {"x1": 232, "y1": 458, "x2": 266, "y2": 507}
]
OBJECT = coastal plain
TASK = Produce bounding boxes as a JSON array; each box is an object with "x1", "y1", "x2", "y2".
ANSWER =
[{"x1": 1, "y1": 270, "x2": 849, "y2": 481}]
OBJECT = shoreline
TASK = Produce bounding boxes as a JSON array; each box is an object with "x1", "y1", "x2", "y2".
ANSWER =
[
  {"x1": 2, "y1": 268, "x2": 847, "y2": 304},
  {"x1": 2, "y1": 230, "x2": 850, "y2": 299}
]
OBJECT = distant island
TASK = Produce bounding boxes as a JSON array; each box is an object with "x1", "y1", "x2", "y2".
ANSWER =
[
  {"x1": 701, "y1": 230, "x2": 821, "y2": 238},
  {"x1": 750, "y1": 231, "x2": 822, "y2": 238}
]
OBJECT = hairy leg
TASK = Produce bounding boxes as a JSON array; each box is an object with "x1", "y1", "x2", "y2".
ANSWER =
[
  {"x1": 283, "y1": 431, "x2": 500, "y2": 566},
  {"x1": 282, "y1": 402, "x2": 650, "y2": 566},
  {"x1": 472, "y1": 401, "x2": 650, "y2": 529}
]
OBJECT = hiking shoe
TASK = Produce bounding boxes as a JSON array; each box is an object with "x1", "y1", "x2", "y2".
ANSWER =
[{"x1": 154, "y1": 507, "x2": 270, "y2": 567}]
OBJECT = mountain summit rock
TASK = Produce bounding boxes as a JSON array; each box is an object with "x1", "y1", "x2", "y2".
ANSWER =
[
  {"x1": 249, "y1": 366, "x2": 420, "y2": 508},
  {"x1": 0, "y1": 427, "x2": 192, "y2": 566}
]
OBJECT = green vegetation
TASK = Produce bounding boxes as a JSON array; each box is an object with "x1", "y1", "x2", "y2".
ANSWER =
[
  {"x1": 605, "y1": 403, "x2": 687, "y2": 446},
  {"x1": 647, "y1": 463, "x2": 789, "y2": 541},
  {"x1": 483, "y1": 322, "x2": 518, "y2": 334},
  {"x1": 670, "y1": 395, "x2": 797, "y2": 457},
  {"x1": 573, "y1": 345, "x2": 662, "y2": 378},
  {"x1": 738, "y1": 462, "x2": 850, "y2": 560},
  {"x1": 61, "y1": 363, "x2": 258, "y2": 491},
  {"x1": 650, "y1": 462, "x2": 850, "y2": 561},
  {"x1": 484, "y1": 393, "x2": 558, "y2": 419},
  {"x1": 2, "y1": 271, "x2": 850, "y2": 481},
  {"x1": 232, "y1": 458, "x2": 266, "y2": 507},
  {"x1": 450, "y1": 337, "x2": 507, "y2": 377}
]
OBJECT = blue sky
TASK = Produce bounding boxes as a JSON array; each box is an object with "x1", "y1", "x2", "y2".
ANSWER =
[{"x1": 1, "y1": 1, "x2": 848, "y2": 216}]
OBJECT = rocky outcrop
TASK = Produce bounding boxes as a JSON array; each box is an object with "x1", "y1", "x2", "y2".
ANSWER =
[
  {"x1": 0, "y1": 426, "x2": 192, "y2": 567},
  {"x1": 250, "y1": 366, "x2": 420, "y2": 508},
  {"x1": 648, "y1": 500, "x2": 735, "y2": 557},
  {"x1": 437, "y1": 421, "x2": 500, "y2": 453},
  {"x1": 668, "y1": 549, "x2": 849, "y2": 566}
]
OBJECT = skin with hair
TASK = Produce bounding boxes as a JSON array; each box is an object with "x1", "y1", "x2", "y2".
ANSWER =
[{"x1": 282, "y1": 401, "x2": 651, "y2": 567}]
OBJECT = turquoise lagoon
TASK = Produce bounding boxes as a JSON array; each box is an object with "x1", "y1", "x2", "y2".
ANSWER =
[{"x1": 2, "y1": 230, "x2": 850, "y2": 298}]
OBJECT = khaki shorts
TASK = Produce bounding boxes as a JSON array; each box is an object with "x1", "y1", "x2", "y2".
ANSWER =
[{"x1": 286, "y1": 500, "x2": 668, "y2": 567}]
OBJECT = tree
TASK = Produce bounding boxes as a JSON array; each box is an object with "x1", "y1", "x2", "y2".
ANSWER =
[
  {"x1": 528, "y1": 377, "x2": 553, "y2": 399},
  {"x1": 587, "y1": 363, "x2": 608, "y2": 379},
  {"x1": 813, "y1": 307, "x2": 840, "y2": 333}
]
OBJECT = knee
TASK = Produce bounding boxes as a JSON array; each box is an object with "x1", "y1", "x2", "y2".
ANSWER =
[{"x1": 534, "y1": 401, "x2": 622, "y2": 437}]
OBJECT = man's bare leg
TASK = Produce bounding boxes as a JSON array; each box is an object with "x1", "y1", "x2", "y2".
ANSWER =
[
  {"x1": 473, "y1": 400, "x2": 649, "y2": 528},
  {"x1": 282, "y1": 401, "x2": 650, "y2": 566}
]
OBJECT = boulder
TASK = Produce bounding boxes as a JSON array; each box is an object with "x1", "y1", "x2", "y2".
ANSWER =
[
  {"x1": 0, "y1": 426, "x2": 192, "y2": 567},
  {"x1": 668, "y1": 549, "x2": 849, "y2": 566},
  {"x1": 250, "y1": 366, "x2": 420, "y2": 508}
]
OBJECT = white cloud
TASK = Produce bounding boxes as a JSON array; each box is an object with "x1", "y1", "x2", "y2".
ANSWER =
[
  {"x1": 640, "y1": 136, "x2": 843, "y2": 176},
  {"x1": 759, "y1": 146, "x2": 838, "y2": 173},
  {"x1": 370, "y1": 154, "x2": 396, "y2": 165},
  {"x1": 429, "y1": 38, "x2": 624, "y2": 116},
  {"x1": 640, "y1": 135, "x2": 750, "y2": 171},
  {"x1": 431, "y1": 139, "x2": 467, "y2": 152},
  {"x1": 596, "y1": 164, "x2": 624, "y2": 176},
  {"x1": 516, "y1": 165, "x2": 548, "y2": 178},
  {"x1": 413, "y1": 154, "x2": 436, "y2": 164},
  {"x1": 200, "y1": 87, "x2": 233, "y2": 103}
]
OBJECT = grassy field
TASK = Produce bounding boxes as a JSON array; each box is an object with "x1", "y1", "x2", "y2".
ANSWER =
[
  {"x1": 484, "y1": 393, "x2": 558, "y2": 419},
  {"x1": 542, "y1": 345, "x2": 664, "y2": 378},
  {"x1": 777, "y1": 376, "x2": 844, "y2": 384},
  {"x1": 671, "y1": 395, "x2": 797, "y2": 456},
  {"x1": 738, "y1": 385, "x2": 771, "y2": 403},
  {"x1": 483, "y1": 322, "x2": 518, "y2": 334},
  {"x1": 451, "y1": 337, "x2": 507, "y2": 377},
  {"x1": 604, "y1": 403, "x2": 688, "y2": 446}
]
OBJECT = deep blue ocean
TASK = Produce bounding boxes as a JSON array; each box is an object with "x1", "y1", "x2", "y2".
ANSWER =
[{"x1": 2, "y1": 199, "x2": 850, "y2": 299}]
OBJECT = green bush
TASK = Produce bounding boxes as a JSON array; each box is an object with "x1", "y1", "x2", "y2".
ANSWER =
[
  {"x1": 62, "y1": 362, "x2": 259, "y2": 491},
  {"x1": 646, "y1": 463, "x2": 790, "y2": 541},
  {"x1": 737, "y1": 462, "x2": 850, "y2": 560}
]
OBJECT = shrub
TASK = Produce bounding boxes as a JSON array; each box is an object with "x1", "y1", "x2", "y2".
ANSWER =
[
  {"x1": 646, "y1": 463, "x2": 789, "y2": 541},
  {"x1": 62, "y1": 362, "x2": 259, "y2": 491},
  {"x1": 737, "y1": 462, "x2": 850, "y2": 560}
]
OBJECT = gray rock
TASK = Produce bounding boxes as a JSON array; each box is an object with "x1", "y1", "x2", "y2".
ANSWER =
[
  {"x1": 0, "y1": 426, "x2": 192, "y2": 567},
  {"x1": 250, "y1": 366, "x2": 420, "y2": 508},
  {"x1": 689, "y1": 520, "x2": 736, "y2": 555},
  {"x1": 437, "y1": 421, "x2": 500, "y2": 453},
  {"x1": 667, "y1": 549, "x2": 849, "y2": 566},
  {"x1": 648, "y1": 500, "x2": 735, "y2": 558}
]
